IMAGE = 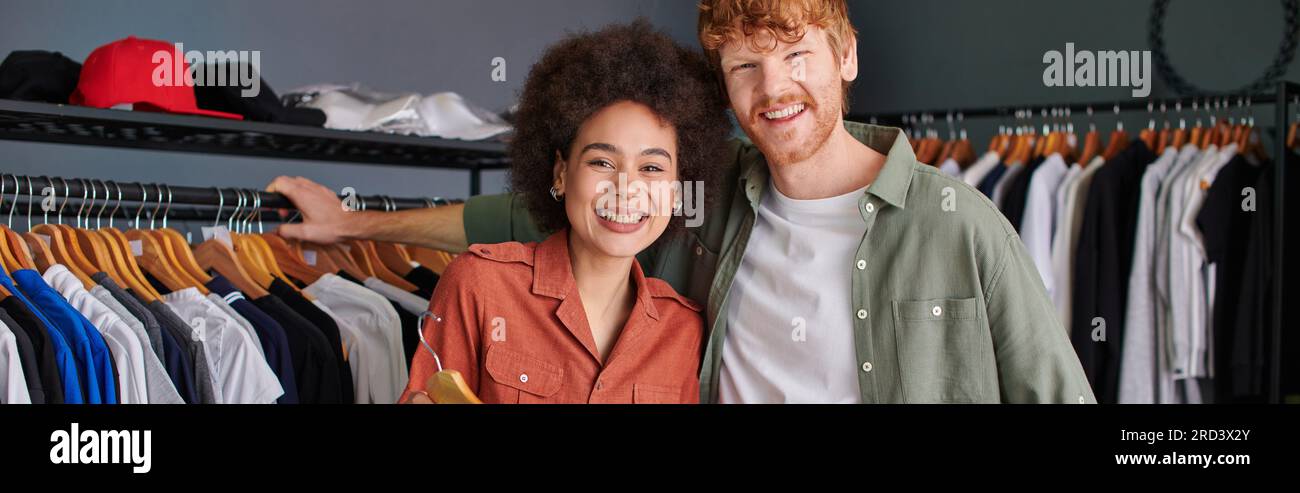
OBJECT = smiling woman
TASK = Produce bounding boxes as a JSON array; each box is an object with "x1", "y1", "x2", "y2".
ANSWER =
[{"x1": 399, "y1": 20, "x2": 731, "y2": 404}]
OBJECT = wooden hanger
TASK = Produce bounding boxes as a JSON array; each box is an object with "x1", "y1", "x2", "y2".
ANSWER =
[
  {"x1": 0, "y1": 225, "x2": 22, "y2": 274},
  {"x1": 82, "y1": 178, "x2": 160, "y2": 300},
  {"x1": 361, "y1": 240, "x2": 419, "y2": 291},
  {"x1": 151, "y1": 184, "x2": 213, "y2": 287},
  {"x1": 248, "y1": 235, "x2": 292, "y2": 285},
  {"x1": 374, "y1": 242, "x2": 414, "y2": 277},
  {"x1": 143, "y1": 184, "x2": 204, "y2": 289},
  {"x1": 195, "y1": 240, "x2": 271, "y2": 298},
  {"x1": 1078, "y1": 128, "x2": 1100, "y2": 166},
  {"x1": 261, "y1": 233, "x2": 325, "y2": 285},
  {"x1": 292, "y1": 240, "x2": 341, "y2": 274},
  {"x1": 80, "y1": 179, "x2": 138, "y2": 289},
  {"x1": 1102, "y1": 136, "x2": 1125, "y2": 161},
  {"x1": 3, "y1": 227, "x2": 37, "y2": 272},
  {"x1": 127, "y1": 229, "x2": 200, "y2": 294},
  {"x1": 71, "y1": 179, "x2": 132, "y2": 285},
  {"x1": 415, "y1": 312, "x2": 481, "y2": 405},
  {"x1": 323, "y1": 243, "x2": 368, "y2": 280},
  {"x1": 32, "y1": 224, "x2": 94, "y2": 279},
  {"x1": 26, "y1": 183, "x2": 97, "y2": 282},
  {"x1": 102, "y1": 227, "x2": 161, "y2": 302},
  {"x1": 407, "y1": 246, "x2": 450, "y2": 275},
  {"x1": 22, "y1": 233, "x2": 58, "y2": 273},
  {"x1": 124, "y1": 183, "x2": 204, "y2": 294},
  {"x1": 345, "y1": 240, "x2": 377, "y2": 278},
  {"x1": 0, "y1": 177, "x2": 33, "y2": 274},
  {"x1": 161, "y1": 228, "x2": 211, "y2": 284}
]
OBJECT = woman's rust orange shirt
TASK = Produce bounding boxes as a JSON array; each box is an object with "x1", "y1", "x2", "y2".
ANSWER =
[{"x1": 400, "y1": 230, "x2": 704, "y2": 404}]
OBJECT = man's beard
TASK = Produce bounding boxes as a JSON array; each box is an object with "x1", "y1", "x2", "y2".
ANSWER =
[{"x1": 744, "y1": 91, "x2": 839, "y2": 167}]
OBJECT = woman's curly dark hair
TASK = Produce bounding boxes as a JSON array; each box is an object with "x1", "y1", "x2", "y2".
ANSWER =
[{"x1": 508, "y1": 19, "x2": 732, "y2": 234}]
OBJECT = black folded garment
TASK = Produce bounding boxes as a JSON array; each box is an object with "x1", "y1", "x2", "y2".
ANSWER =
[
  {"x1": 194, "y1": 61, "x2": 325, "y2": 126},
  {"x1": 0, "y1": 50, "x2": 81, "y2": 103}
]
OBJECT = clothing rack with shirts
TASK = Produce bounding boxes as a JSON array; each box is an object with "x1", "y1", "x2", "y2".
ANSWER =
[
  {"x1": 854, "y1": 81, "x2": 1294, "y2": 404},
  {"x1": 0, "y1": 172, "x2": 456, "y2": 405},
  {"x1": 0, "y1": 173, "x2": 460, "y2": 221}
]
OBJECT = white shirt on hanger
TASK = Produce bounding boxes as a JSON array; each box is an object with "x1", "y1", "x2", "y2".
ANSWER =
[
  {"x1": 1119, "y1": 145, "x2": 1180, "y2": 403},
  {"x1": 1050, "y1": 155, "x2": 1104, "y2": 333},
  {"x1": 963, "y1": 150, "x2": 1002, "y2": 188},
  {"x1": 1019, "y1": 152, "x2": 1069, "y2": 293},
  {"x1": 310, "y1": 299, "x2": 378, "y2": 404},
  {"x1": 938, "y1": 157, "x2": 962, "y2": 177},
  {"x1": 206, "y1": 293, "x2": 266, "y2": 359},
  {"x1": 305, "y1": 273, "x2": 408, "y2": 403},
  {"x1": 164, "y1": 288, "x2": 283, "y2": 404},
  {"x1": 363, "y1": 277, "x2": 429, "y2": 316},
  {"x1": 1175, "y1": 143, "x2": 1237, "y2": 381},
  {"x1": 1155, "y1": 144, "x2": 1216, "y2": 383},
  {"x1": 0, "y1": 318, "x2": 31, "y2": 404}
]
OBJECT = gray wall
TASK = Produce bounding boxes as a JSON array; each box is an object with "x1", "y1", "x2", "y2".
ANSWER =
[
  {"x1": 2, "y1": 0, "x2": 1296, "y2": 205},
  {"x1": 850, "y1": 0, "x2": 1300, "y2": 146},
  {"x1": 0, "y1": 0, "x2": 699, "y2": 201}
]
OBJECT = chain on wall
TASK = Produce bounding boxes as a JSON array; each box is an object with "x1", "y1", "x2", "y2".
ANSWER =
[{"x1": 1149, "y1": 0, "x2": 1300, "y2": 95}]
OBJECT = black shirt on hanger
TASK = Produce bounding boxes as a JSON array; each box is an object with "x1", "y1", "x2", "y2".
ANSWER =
[
  {"x1": 252, "y1": 294, "x2": 344, "y2": 404},
  {"x1": 0, "y1": 306, "x2": 45, "y2": 403},
  {"x1": 0, "y1": 295, "x2": 62, "y2": 404},
  {"x1": 999, "y1": 155, "x2": 1046, "y2": 231},
  {"x1": 403, "y1": 265, "x2": 440, "y2": 300},
  {"x1": 267, "y1": 279, "x2": 354, "y2": 405},
  {"x1": 205, "y1": 275, "x2": 299, "y2": 404},
  {"x1": 1195, "y1": 155, "x2": 1262, "y2": 401},
  {"x1": 1231, "y1": 153, "x2": 1298, "y2": 400},
  {"x1": 1070, "y1": 139, "x2": 1157, "y2": 404}
]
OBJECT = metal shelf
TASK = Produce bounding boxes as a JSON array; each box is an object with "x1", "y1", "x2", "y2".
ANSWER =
[{"x1": 0, "y1": 98, "x2": 510, "y2": 195}]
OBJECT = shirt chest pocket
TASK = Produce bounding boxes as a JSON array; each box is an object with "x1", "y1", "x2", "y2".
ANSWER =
[
  {"x1": 685, "y1": 235, "x2": 719, "y2": 308},
  {"x1": 891, "y1": 297, "x2": 994, "y2": 403},
  {"x1": 483, "y1": 344, "x2": 564, "y2": 404}
]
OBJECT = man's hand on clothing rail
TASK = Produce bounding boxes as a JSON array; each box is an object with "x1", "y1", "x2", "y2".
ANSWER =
[
  {"x1": 266, "y1": 176, "x2": 355, "y2": 245},
  {"x1": 266, "y1": 175, "x2": 472, "y2": 253}
]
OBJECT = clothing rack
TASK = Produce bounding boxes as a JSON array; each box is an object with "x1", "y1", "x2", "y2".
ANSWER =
[
  {"x1": 0, "y1": 173, "x2": 458, "y2": 225},
  {"x1": 853, "y1": 81, "x2": 1293, "y2": 404}
]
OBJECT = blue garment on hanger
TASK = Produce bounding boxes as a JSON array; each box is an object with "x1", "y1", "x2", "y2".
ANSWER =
[
  {"x1": 12, "y1": 269, "x2": 117, "y2": 404},
  {"x1": 0, "y1": 269, "x2": 83, "y2": 403}
]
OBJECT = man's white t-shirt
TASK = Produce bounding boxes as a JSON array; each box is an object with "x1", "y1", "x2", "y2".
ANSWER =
[{"x1": 718, "y1": 179, "x2": 868, "y2": 403}]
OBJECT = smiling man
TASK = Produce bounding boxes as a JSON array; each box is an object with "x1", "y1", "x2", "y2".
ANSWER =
[{"x1": 269, "y1": 0, "x2": 1095, "y2": 404}]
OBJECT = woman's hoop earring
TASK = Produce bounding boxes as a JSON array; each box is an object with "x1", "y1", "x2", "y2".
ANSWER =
[{"x1": 549, "y1": 186, "x2": 562, "y2": 201}]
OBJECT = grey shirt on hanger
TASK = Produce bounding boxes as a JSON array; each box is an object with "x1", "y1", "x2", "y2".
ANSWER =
[
  {"x1": 91, "y1": 273, "x2": 165, "y2": 359},
  {"x1": 147, "y1": 300, "x2": 220, "y2": 404},
  {"x1": 90, "y1": 286, "x2": 186, "y2": 404}
]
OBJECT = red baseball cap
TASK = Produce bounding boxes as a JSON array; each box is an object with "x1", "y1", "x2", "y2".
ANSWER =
[{"x1": 71, "y1": 36, "x2": 243, "y2": 120}]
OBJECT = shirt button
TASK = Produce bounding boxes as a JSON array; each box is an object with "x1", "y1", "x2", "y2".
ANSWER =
[
  {"x1": 1078, "y1": 395, "x2": 1086, "y2": 404},
  {"x1": 862, "y1": 361, "x2": 873, "y2": 372},
  {"x1": 519, "y1": 373, "x2": 528, "y2": 383},
  {"x1": 865, "y1": 203, "x2": 875, "y2": 213},
  {"x1": 855, "y1": 259, "x2": 866, "y2": 270},
  {"x1": 932, "y1": 306, "x2": 942, "y2": 317},
  {"x1": 856, "y1": 309, "x2": 868, "y2": 320},
  {"x1": 695, "y1": 246, "x2": 703, "y2": 256}
]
